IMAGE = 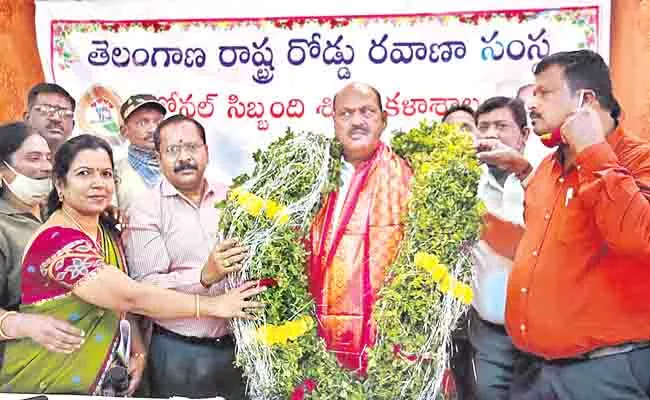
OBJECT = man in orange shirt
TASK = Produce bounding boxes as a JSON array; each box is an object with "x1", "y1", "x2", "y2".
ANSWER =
[{"x1": 505, "y1": 50, "x2": 650, "y2": 398}]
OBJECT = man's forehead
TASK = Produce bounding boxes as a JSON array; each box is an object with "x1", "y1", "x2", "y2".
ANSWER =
[
  {"x1": 478, "y1": 107, "x2": 514, "y2": 123},
  {"x1": 128, "y1": 106, "x2": 164, "y2": 121},
  {"x1": 535, "y1": 65, "x2": 566, "y2": 88},
  {"x1": 34, "y1": 92, "x2": 72, "y2": 108},
  {"x1": 445, "y1": 110, "x2": 474, "y2": 123},
  {"x1": 161, "y1": 121, "x2": 201, "y2": 141},
  {"x1": 336, "y1": 82, "x2": 379, "y2": 101}
]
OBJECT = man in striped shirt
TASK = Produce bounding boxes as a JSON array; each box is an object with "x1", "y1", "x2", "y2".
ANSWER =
[{"x1": 124, "y1": 114, "x2": 248, "y2": 399}]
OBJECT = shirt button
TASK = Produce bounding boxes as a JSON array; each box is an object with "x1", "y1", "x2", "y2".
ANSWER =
[
  {"x1": 520, "y1": 324, "x2": 526, "y2": 332},
  {"x1": 532, "y1": 250, "x2": 538, "y2": 256},
  {"x1": 577, "y1": 165, "x2": 582, "y2": 171},
  {"x1": 559, "y1": 177, "x2": 565, "y2": 183},
  {"x1": 521, "y1": 287, "x2": 528, "y2": 294},
  {"x1": 544, "y1": 213, "x2": 550, "y2": 220}
]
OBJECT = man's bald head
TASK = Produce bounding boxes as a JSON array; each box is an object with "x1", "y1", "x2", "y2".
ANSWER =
[
  {"x1": 333, "y1": 83, "x2": 383, "y2": 113},
  {"x1": 332, "y1": 82, "x2": 387, "y2": 167}
]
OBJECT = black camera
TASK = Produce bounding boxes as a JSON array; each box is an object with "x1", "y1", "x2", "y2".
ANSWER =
[{"x1": 101, "y1": 365, "x2": 129, "y2": 396}]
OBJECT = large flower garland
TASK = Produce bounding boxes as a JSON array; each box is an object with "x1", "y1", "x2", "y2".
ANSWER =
[{"x1": 218, "y1": 122, "x2": 482, "y2": 399}]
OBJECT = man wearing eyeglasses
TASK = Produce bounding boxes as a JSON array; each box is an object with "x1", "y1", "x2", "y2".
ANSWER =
[
  {"x1": 23, "y1": 83, "x2": 76, "y2": 153},
  {"x1": 123, "y1": 114, "x2": 248, "y2": 399},
  {"x1": 115, "y1": 94, "x2": 167, "y2": 210}
]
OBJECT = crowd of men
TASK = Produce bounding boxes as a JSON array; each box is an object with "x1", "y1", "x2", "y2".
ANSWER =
[{"x1": 0, "y1": 48, "x2": 649, "y2": 400}]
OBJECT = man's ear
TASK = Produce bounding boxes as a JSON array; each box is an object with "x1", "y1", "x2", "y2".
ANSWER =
[
  {"x1": 521, "y1": 126, "x2": 531, "y2": 150},
  {"x1": 23, "y1": 111, "x2": 29, "y2": 121}
]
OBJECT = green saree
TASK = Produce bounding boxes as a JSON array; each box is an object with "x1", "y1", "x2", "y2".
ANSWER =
[{"x1": 0, "y1": 225, "x2": 127, "y2": 394}]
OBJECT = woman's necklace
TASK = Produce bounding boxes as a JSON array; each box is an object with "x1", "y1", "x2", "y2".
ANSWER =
[{"x1": 61, "y1": 206, "x2": 104, "y2": 256}]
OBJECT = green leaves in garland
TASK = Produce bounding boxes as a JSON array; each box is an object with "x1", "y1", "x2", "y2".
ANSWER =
[{"x1": 219, "y1": 122, "x2": 482, "y2": 399}]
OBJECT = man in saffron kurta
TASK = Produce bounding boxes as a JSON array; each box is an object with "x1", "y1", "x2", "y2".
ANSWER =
[{"x1": 309, "y1": 83, "x2": 412, "y2": 373}]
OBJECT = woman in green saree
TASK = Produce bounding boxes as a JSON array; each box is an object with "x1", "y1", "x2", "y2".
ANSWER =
[{"x1": 0, "y1": 135, "x2": 264, "y2": 395}]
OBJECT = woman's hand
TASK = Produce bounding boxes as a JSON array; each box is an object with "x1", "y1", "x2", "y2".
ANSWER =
[
  {"x1": 12, "y1": 313, "x2": 85, "y2": 353},
  {"x1": 205, "y1": 281, "x2": 265, "y2": 319}
]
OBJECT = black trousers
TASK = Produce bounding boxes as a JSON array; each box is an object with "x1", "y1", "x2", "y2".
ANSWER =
[
  {"x1": 149, "y1": 326, "x2": 247, "y2": 399},
  {"x1": 467, "y1": 308, "x2": 521, "y2": 400},
  {"x1": 511, "y1": 346, "x2": 650, "y2": 400},
  {"x1": 451, "y1": 307, "x2": 520, "y2": 400}
]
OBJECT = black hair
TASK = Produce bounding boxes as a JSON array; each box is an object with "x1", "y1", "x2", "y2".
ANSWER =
[
  {"x1": 476, "y1": 96, "x2": 528, "y2": 132},
  {"x1": 332, "y1": 84, "x2": 384, "y2": 113},
  {"x1": 46, "y1": 134, "x2": 117, "y2": 230},
  {"x1": 0, "y1": 122, "x2": 34, "y2": 196},
  {"x1": 0, "y1": 122, "x2": 32, "y2": 166},
  {"x1": 153, "y1": 114, "x2": 207, "y2": 153},
  {"x1": 534, "y1": 50, "x2": 621, "y2": 123},
  {"x1": 442, "y1": 104, "x2": 476, "y2": 123},
  {"x1": 27, "y1": 82, "x2": 76, "y2": 111}
]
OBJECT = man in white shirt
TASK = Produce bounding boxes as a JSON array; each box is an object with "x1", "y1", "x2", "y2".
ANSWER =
[{"x1": 453, "y1": 96, "x2": 534, "y2": 399}]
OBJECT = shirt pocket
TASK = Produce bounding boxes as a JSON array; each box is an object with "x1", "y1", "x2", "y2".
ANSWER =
[{"x1": 557, "y1": 196, "x2": 593, "y2": 245}]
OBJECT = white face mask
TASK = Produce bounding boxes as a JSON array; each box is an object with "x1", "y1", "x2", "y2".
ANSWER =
[{"x1": 3, "y1": 162, "x2": 52, "y2": 206}]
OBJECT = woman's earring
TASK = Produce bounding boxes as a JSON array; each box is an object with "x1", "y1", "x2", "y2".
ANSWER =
[{"x1": 58, "y1": 192, "x2": 64, "y2": 202}]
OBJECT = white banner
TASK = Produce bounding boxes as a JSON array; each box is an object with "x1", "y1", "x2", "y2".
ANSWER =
[{"x1": 36, "y1": 0, "x2": 611, "y2": 181}]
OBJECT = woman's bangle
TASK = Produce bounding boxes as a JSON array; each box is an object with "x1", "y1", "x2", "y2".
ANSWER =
[
  {"x1": 0, "y1": 311, "x2": 18, "y2": 340},
  {"x1": 131, "y1": 352, "x2": 146, "y2": 360},
  {"x1": 194, "y1": 294, "x2": 201, "y2": 320}
]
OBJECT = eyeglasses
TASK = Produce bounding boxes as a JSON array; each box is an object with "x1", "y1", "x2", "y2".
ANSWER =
[
  {"x1": 164, "y1": 143, "x2": 204, "y2": 157},
  {"x1": 32, "y1": 104, "x2": 74, "y2": 120}
]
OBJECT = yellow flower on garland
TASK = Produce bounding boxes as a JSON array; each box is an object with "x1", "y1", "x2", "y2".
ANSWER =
[
  {"x1": 457, "y1": 283, "x2": 473, "y2": 305},
  {"x1": 413, "y1": 252, "x2": 447, "y2": 283},
  {"x1": 243, "y1": 196, "x2": 264, "y2": 216},
  {"x1": 236, "y1": 191, "x2": 253, "y2": 206},
  {"x1": 277, "y1": 212, "x2": 290, "y2": 225},
  {"x1": 256, "y1": 316, "x2": 314, "y2": 347},
  {"x1": 414, "y1": 251, "x2": 473, "y2": 304},
  {"x1": 264, "y1": 200, "x2": 282, "y2": 219},
  {"x1": 230, "y1": 188, "x2": 291, "y2": 223},
  {"x1": 228, "y1": 187, "x2": 243, "y2": 201},
  {"x1": 439, "y1": 275, "x2": 452, "y2": 294}
]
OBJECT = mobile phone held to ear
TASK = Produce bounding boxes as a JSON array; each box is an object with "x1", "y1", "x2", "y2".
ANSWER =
[{"x1": 540, "y1": 89, "x2": 590, "y2": 148}]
